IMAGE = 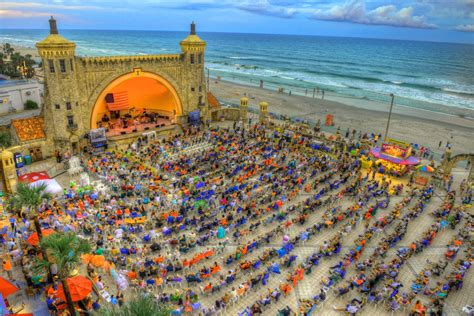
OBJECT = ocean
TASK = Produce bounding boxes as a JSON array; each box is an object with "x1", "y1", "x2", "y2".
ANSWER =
[{"x1": 1, "y1": 29, "x2": 473, "y2": 114}]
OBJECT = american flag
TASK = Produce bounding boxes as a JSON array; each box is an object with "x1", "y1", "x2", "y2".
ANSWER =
[{"x1": 106, "y1": 91, "x2": 129, "y2": 111}]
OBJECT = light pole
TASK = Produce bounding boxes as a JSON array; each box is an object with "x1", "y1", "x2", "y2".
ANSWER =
[
  {"x1": 384, "y1": 93, "x2": 395, "y2": 141},
  {"x1": 206, "y1": 67, "x2": 210, "y2": 93}
]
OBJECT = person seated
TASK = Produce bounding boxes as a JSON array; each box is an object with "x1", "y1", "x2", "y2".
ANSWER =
[
  {"x1": 259, "y1": 295, "x2": 271, "y2": 306},
  {"x1": 280, "y1": 283, "x2": 292, "y2": 295},
  {"x1": 203, "y1": 283, "x2": 212, "y2": 293},
  {"x1": 412, "y1": 300, "x2": 427, "y2": 315},
  {"x1": 240, "y1": 261, "x2": 252, "y2": 270},
  {"x1": 333, "y1": 298, "x2": 363, "y2": 314},
  {"x1": 211, "y1": 262, "x2": 221, "y2": 274},
  {"x1": 251, "y1": 303, "x2": 262, "y2": 315}
]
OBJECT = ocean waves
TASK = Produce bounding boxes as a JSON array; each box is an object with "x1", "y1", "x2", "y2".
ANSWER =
[
  {"x1": 208, "y1": 59, "x2": 474, "y2": 111},
  {"x1": 1, "y1": 29, "x2": 472, "y2": 112}
]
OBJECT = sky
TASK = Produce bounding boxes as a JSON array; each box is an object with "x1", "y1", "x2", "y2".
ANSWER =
[{"x1": 0, "y1": 0, "x2": 473, "y2": 44}]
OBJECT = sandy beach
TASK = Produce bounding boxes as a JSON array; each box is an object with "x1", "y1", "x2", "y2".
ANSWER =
[{"x1": 209, "y1": 79, "x2": 474, "y2": 155}]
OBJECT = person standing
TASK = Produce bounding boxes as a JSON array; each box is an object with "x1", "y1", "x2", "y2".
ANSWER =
[
  {"x1": 9, "y1": 216, "x2": 16, "y2": 234},
  {"x1": 2, "y1": 257, "x2": 13, "y2": 280},
  {"x1": 55, "y1": 150, "x2": 61, "y2": 163}
]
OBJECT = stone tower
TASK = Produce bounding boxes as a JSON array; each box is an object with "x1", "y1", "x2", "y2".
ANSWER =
[
  {"x1": 240, "y1": 97, "x2": 248, "y2": 122},
  {"x1": 0, "y1": 149, "x2": 17, "y2": 194},
  {"x1": 180, "y1": 22, "x2": 208, "y2": 122},
  {"x1": 36, "y1": 16, "x2": 81, "y2": 154},
  {"x1": 259, "y1": 101, "x2": 269, "y2": 124}
]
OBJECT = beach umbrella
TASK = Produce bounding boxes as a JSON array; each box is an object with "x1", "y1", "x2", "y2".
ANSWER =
[
  {"x1": 0, "y1": 276, "x2": 19, "y2": 297},
  {"x1": 27, "y1": 228, "x2": 54, "y2": 246},
  {"x1": 416, "y1": 165, "x2": 434, "y2": 173},
  {"x1": 56, "y1": 276, "x2": 93, "y2": 303}
]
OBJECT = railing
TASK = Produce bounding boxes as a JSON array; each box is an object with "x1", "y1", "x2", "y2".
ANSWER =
[{"x1": 80, "y1": 54, "x2": 183, "y2": 64}]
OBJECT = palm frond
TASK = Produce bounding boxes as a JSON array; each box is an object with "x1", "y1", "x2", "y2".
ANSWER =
[
  {"x1": 9, "y1": 182, "x2": 50, "y2": 218},
  {"x1": 97, "y1": 294, "x2": 172, "y2": 316},
  {"x1": 32, "y1": 258, "x2": 50, "y2": 275},
  {"x1": 40, "y1": 232, "x2": 92, "y2": 278}
]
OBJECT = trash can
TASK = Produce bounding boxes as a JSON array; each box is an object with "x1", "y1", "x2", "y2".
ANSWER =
[{"x1": 24, "y1": 155, "x2": 32, "y2": 165}]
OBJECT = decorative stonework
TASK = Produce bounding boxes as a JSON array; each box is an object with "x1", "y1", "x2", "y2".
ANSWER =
[{"x1": 35, "y1": 17, "x2": 209, "y2": 156}]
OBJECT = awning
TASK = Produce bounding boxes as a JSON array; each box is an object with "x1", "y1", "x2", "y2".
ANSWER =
[{"x1": 370, "y1": 147, "x2": 419, "y2": 165}]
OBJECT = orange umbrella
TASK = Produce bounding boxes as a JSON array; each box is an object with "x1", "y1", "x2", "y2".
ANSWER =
[
  {"x1": 27, "y1": 229, "x2": 54, "y2": 246},
  {"x1": 90, "y1": 255, "x2": 105, "y2": 267},
  {"x1": 81, "y1": 254, "x2": 94, "y2": 264},
  {"x1": 56, "y1": 276, "x2": 93, "y2": 302},
  {"x1": 0, "y1": 276, "x2": 19, "y2": 297}
]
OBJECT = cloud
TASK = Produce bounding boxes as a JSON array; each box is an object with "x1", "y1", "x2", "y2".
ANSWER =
[
  {"x1": 417, "y1": 0, "x2": 474, "y2": 19},
  {"x1": 238, "y1": 0, "x2": 297, "y2": 18},
  {"x1": 312, "y1": 0, "x2": 436, "y2": 28},
  {"x1": 151, "y1": 0, "x2": 297, "y2": 18},
  {"x1": 455, "y1": 24, "x2": 474, "y2": 32},
  {"x1": 0, "y1": 1, "x2": 131, "y2": 12},
  {"x1": 0, "y1": 9, "x2": 62, "y2": 18}
]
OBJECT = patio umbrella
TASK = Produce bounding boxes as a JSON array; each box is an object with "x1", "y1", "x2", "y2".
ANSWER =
[
  {"x1": 416, "y1": 165, "x2": 434, "y2": 173},
  {"x1": 90, "y1": 255, "x2": 106, "y2": 267},
  {"x1": 27, "y1": 229, "x2": 54, "y2": 246},
  {"x1": 0, "y1": 276, "x2": 19, "y2": 297},
  {"x1": 56, "y1": 276, "x2": 93, "y2": 303}
]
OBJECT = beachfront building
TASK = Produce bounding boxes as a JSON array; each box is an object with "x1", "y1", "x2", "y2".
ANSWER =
[
  {"x1": 0, "y1": 80, "x2": 43, "y2": 115},
  {"x1": 35, "y1": 17, "x2": 209, "y2": 155}
]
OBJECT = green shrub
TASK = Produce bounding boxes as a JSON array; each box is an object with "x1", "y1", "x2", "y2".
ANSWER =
[
  {"x1": 0, "y1": 132, "x2": 12, "y2": 148},
  {"x1": 24, "y1": 99, "x2": 39, "y2": 110}
]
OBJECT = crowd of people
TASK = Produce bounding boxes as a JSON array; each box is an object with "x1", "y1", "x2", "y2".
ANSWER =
[{"x1": 1, "y1": 120, "x2": 472, "y2": 316}]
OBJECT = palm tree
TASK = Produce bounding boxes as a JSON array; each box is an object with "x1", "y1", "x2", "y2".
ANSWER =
[
  {"x1": 98, "y1": 294, "x2": 172, "y2": 316},
  {"x1": 35, "y1": 232, "x2": 92, "y2": 316},
  {"x1": 9, "y1": 182, "x2": 51, "y2": 241}
]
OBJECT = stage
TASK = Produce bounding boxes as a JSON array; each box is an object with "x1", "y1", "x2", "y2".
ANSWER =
[{"x1": 104, "y1": 118, "x2": 172, "y2": 137}]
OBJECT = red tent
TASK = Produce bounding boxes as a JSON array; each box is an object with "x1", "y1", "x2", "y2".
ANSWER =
[
  {"x1": 18, "y1": 172, "x2": 50, "y2": 183},
  {"x1": 0, "y1": 276, "x2": 19, "y2": 297}
]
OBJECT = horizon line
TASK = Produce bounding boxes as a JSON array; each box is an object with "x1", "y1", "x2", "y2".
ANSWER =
[{"x1": 1, "y1": 27, "x2": 473, "y2": 45}]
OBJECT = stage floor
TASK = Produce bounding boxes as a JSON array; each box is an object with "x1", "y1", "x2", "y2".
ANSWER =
[{"x1": 105, "y1": 118, "x2": 171, "y2": 137}]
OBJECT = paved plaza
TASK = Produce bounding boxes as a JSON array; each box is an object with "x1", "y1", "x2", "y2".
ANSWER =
[{"x1": 1, "y1": 123, "x2": 472, "y2": 316}]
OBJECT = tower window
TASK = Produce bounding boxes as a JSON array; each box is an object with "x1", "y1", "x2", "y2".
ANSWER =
[
  {"x1": 70, "y1": 59, "x2": 74, "y2": 72},
  {"x1": 48, "y1": 60, "x2": 55, "y2": 73},
  {"x1": 199, "y1": 85, "x2": 202, "y2": 92},
  {"x1": 59, "y1": 59, "x2": 66, "y2": 73},
  {"x1": 67, "y1": 115, "x2": 74, "y2": 126},
  {"x1": 55, "y1": 104, "x2": 60, "y2": 110},
  {"x1": 191, "y1": 87, "x2": 195, "y2": 92},
  {"x1": 198, "y1": 53, "x2": 202, "y2": 64},
  {"x1": 190, "y1": 54, "x2": 195, "y2": 64},
  {"x1": 66, "y1": 102, "x2": 72, "y2": 110}
]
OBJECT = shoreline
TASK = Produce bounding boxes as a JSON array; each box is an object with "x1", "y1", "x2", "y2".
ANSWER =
[
  {"x1": 209, "y1": 79, "x2": 474, "y2": 154},
  {"x1": 212, "y1": 77, "x2": 474, "y2": 130},
  {"x1": 6, "y1": 42, "x2": 473, "y2": 118},
  {"x1": 5, "y1": 43, "x2": 473, "y2": 153},
  {"x1": 209, "y1": 74, "x2": 474, "y2": 121}
]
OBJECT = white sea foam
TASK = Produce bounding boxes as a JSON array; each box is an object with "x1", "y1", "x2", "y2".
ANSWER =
[{"x1": 228, "y1": 56, "x2": 263, "y2": 60}]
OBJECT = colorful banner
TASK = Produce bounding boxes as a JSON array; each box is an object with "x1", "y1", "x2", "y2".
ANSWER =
[{"x1": 381, "y1": 143, "x2": 408, "y2": 158}]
